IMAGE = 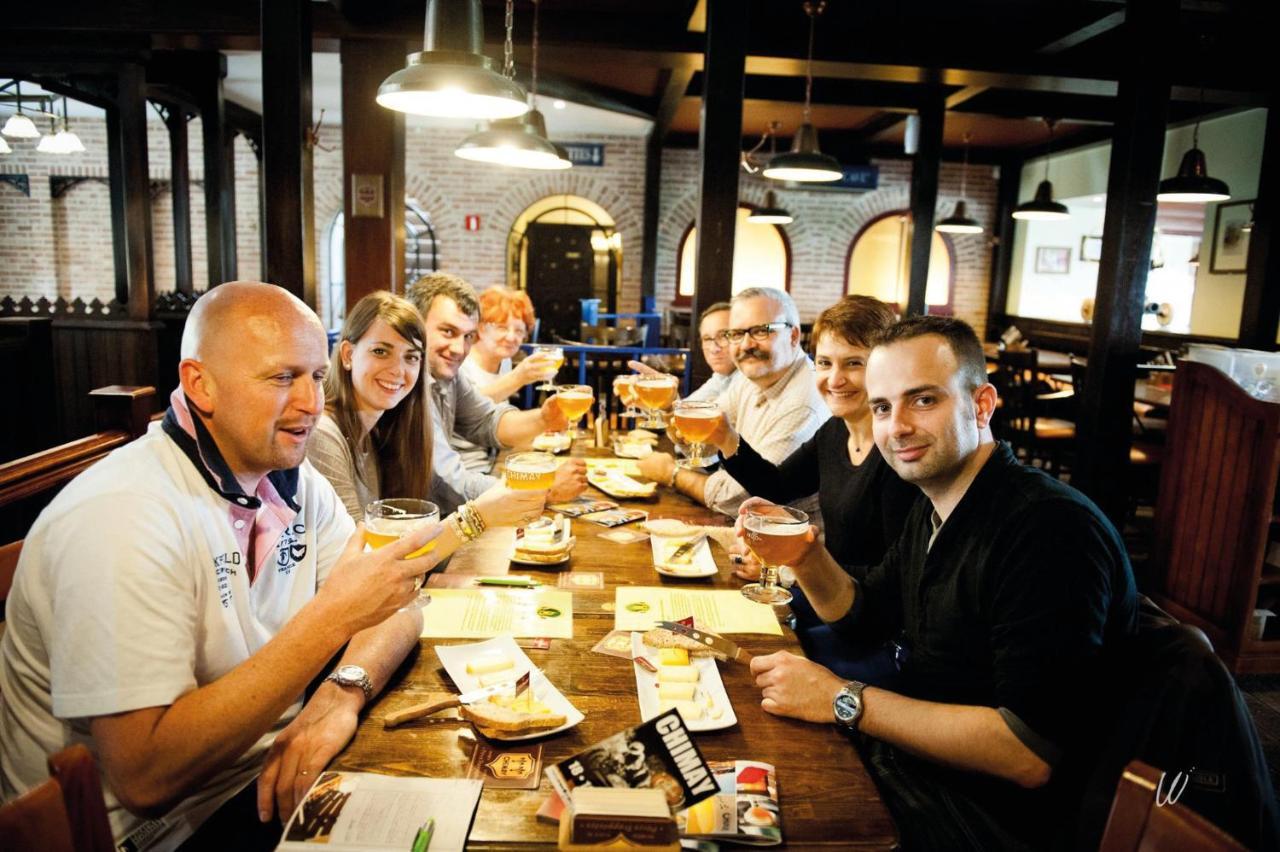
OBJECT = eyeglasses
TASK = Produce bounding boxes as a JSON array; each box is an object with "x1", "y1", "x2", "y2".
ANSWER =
[
  {"x1": 722, "y1": 322, "x2": 792, "y2": 343},
  {"x1": 700, "y1": 334, "x2": 728, "y2": 349},
  {"x1": 482, "y1": 322, "x2": 527, "y2": 341}
]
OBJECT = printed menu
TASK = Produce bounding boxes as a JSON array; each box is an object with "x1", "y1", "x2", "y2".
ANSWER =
[
  {"x1": 613, "y1": 587, "x2": 783, "y2": 635},
  {"x1": 419, "y1": 588, "x2": 573, "y2": 639}
]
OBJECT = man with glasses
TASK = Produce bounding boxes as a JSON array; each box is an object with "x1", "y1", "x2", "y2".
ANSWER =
[
  {"x1": 627, "y1": 301, "x2": 739, "y2": 404},
  {"x1": 637, "y1": 287, "x2": 827, "y2": 516}
]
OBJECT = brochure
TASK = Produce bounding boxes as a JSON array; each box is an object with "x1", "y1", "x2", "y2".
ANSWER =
[{"x1": 677, "y1": 760, "x2": 782, "y2": 845}]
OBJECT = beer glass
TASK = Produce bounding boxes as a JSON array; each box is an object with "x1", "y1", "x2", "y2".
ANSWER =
[
  {"x1": 634, "y1": 374, "x2": 678, "y2": 428},
  {"x1": 613, "y1": 374, "x2": 641, "y2": 422},
  {"x1": 740, "y1": 505, "x2": 808, "y2": 606},
  {"x1": 554, "y1": 384, "x2": 595, "y2": 439},
  {"x1": 365, "y1": 498, "x2": 440, "y2": 604},
  {"x1": 504, "y1": 452, "x2": 558, "y2": 491},
  {"x1": 534, "y1": 345, "x2": 565, "y2": 392},
  {"x1": 671, "y1": 399, "x2": 718, "y2": 469}
]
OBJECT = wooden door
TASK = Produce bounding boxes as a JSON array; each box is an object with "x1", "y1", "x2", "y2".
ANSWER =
[{"x1": 525, "y1": 222, "x2": 594, "y2": 342}]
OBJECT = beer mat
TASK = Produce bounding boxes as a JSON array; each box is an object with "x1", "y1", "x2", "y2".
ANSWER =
[
  {"x1": 547, "y1": 498, "x2": 619, "y2": 517},
  {"x1": 600, "y1": 528, "x2": 650, "y2": 544},
  {"x1": 557, "y1": 572, "x2": 606, "y2": 590},
  {"x1": 583, "y1": 508, "x2": 648, "y2": 527},
  {"x1": 517, "y1": 638, "x2": 553, "y2": 650},
  {"x1": 465, "y1": 742, "x2": 544, "y2": 789},
  {"x1": 426, "y1": 573, "x2": 483, "y2": 588},
  {"x1": 592, "y1": 629, "x2": 638, "y2": 660}
]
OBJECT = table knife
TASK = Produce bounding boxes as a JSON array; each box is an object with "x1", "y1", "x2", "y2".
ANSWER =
[
  {"x1": 383, "y1": 680, "x2": 517, "y2": 728},
  {"x1": 658, "y1": 620, "x2": 752, "y2": 665}
]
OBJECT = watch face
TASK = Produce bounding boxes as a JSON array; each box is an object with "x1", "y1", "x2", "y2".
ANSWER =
[
  {"x1": 336, "y1": 665, "x2": 364, "y2": 682},
  {"x1": 834, "y1": 694, "x2": 858, "y2": 723}
]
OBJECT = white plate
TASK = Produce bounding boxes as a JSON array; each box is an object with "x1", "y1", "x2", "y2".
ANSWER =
[
  {"x1": 434, "y1": 636, "x2": 584, "y2": 741},
  {"x1": 613, "y1": 441, "x2": 654, "y2": 459},
  {"x1": 510, "y1": 549, "x2": 573, "y2": 567},
  {"x1": 650, "y1": 535, "x2": 717, "y2": 579},
  {"x1": 532, "y1": 433, "x2": 573, "y2": 453},
  {"x1": 630, "y1": 633, "x2": 736, "y2": 732}
]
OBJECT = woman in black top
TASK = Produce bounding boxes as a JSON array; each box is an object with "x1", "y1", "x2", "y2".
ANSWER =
[{"x1": 714, "y1": 295, "x2": 920, "y2": 682}]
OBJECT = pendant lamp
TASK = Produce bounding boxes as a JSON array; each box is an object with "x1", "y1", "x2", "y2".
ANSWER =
[
  {"x1": 762, "y1": 1, "x2": 843, "y2": 183},
  {"x1": 936, "y1": 133, "x2": 983, "y2": 234},
  {"x1": 455, "y1": 0, "x2": 570, "y2": 170},
  {"x1": 377, "y1": 0, "x2": 529, "y2": 120},
  {"x1": 0, "y1": 136, "x2": 11, "y2": 154},
  {"x1": 2, "y1": 82, "x2": 40, "y2": 139},
  {"x1": 1013, "y1": 119, "x2": 1070, "y2": 221},
  {"x1": 1157, "y1": 89, "x2": 1229, "y2": 203},
  {"x1": 747, "y1": 191, "x2": 794, "y2": 224}
]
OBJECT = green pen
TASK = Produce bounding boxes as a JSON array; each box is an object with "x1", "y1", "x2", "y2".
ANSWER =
[
  {"x1": 475, "y1": 576, "x2": 540, "y2": 587},
  {"x1": 410, "y1": 816, "x2": 434, "y2": 852}
]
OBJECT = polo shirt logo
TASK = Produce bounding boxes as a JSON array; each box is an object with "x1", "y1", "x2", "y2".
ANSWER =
[{"x1": 277, "y1": 523, "x2": 308, "y2": 575}]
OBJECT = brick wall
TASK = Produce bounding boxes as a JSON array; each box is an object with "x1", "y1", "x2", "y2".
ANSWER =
[{"x1": 2, "y1": 114, "x2": 994, "y2": 337}]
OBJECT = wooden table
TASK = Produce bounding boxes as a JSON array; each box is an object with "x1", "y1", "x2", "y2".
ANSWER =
[{"x1": 333, "y1": 447, "x2": 899, "y2": 850}]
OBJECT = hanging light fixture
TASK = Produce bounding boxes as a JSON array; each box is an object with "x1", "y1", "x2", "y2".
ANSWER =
[
  {"x1": 0, "y1": 135, "x2": 11, "y2": 154},
  {"x1": 2, "y1": 82, "x2": 41, "y2": 139},
  {"x1": 1157, "y1": 88, "x2": 1229, "y2": 203},
  {"x1": 747, "y1": 190, "x2": 794, "y2": 224},
  {"x1": 54, "y1": 97, "x2": 84, "y2": 153},
  {"x1": 455, "y1": 0, "x2": 571, "y2": 170},
  {"x1": 762, "y1": 1, "x2": 843, "y2": 183},
  {"x1": 1013, "y1": 118, "x2": 1070, "y2": 221},
  {"x1": 377, "y1": 0, "x2": 529, "y2": 120},
  {"x1": 936, "y1": 132, "x2": 983, "y2": 234}
]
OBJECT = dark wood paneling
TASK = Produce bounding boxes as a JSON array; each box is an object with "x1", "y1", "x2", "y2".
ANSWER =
[
  {"x1": 905, "y1": 91, "x2": 945, "y2": 316},
  {"x1": 49, "y1": 320, "x2": 161, "y2": 444},
  {"x1": 261, "y1": 0, "x2": 316, "y2": 303},
  {"x1": 340, "y1": 38, "x2": 406, "y2": 306},
  {"x1": 690, "y1": 0, "x2": 746, "y2": 385},
  {"x1": 0, "y1": 318, "x2": 57, "y2": 463},
  {"x1": 107, "y1": 63, "x2": 156, "y2": 319}
]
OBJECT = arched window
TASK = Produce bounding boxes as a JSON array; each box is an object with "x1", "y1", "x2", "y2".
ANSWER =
[
  {"x1": 676, "y1": 205, "x2": 790, "y2": 305},
  {"x1": 846, "y1": 211, "x2": 954, "y2": 314},
  {"x1": 325, "y1": 202, "x2": 440, "y2": 327}
]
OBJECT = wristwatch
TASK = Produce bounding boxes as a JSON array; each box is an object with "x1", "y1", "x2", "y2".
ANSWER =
[
  {"x1": 833, "y1": 681, "x2": 866, "y2": 730},
  {"x1": 325, "y1": 664, "x2": 374, "y2": 703}
]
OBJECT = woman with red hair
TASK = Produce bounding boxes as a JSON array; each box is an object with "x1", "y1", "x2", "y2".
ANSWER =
[{"x1": 462, "y1": 286, "x2": 558, "y2": 403}]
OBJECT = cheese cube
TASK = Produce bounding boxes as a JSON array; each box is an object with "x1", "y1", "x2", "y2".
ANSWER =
[
  {"x1": 657, "y1": 648, "x2": 689, "y2": 666},
  {"x1": 657, "y1": 682, "x2": 697, "y2": 701},
  {"x1": 656, "y1": 665, "x2": 700, "y2": 684},
  {"x1": 466, "y1": 653, "x2": 514, "y2": 675},
  {"x1": 659, "y1": 699, "x2": 704, "y2": 720}
]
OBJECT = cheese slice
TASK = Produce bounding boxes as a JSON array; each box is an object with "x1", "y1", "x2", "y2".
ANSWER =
[
  {"x1": 657, "y1": 682, "x2": 697, "y2": 701},
  {"x1": 658, "y1": 699, "x2": 703, "y2": 720},
  {"x1": 466, "y1": 653, "x2": 514, "y2": 675},
  {"x1": 657, "y1": 648, "x2": 689, "y2": 666},
  {"x1": 656, "y1": 665, "x2": 699, "y2": 684}
]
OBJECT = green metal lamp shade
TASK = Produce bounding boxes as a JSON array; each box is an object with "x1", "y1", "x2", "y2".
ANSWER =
[
  {"x1": 1012, "y1": 180, "x2": 1070, "y2": 221},
  {"x1": 455, "y1": 108, "x2": 571, "y2": 170},
  {"x1": 935, "y1": 200, "x2": 983, "y2": 234},
  {"x1": 762, "y1": 123, "x2": 843, "y2": 182},
  {"x1": 1157, "y1": 147, "x2": 1230, "y2": 203}
]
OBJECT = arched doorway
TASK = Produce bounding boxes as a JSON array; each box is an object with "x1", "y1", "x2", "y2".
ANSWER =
[
  {"x1": 675, "y1": 205, "x2": 791, "y2": 305},
  {"x1": 846, "y1": 211, "x2": 955, "y2": 314},
  {"x1": 507, "y1": 195, "x2": 620, "y2": 343}
]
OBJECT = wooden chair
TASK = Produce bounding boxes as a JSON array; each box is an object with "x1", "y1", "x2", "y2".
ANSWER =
[
  {"x1": 1098, "y1": 760, "x2": 1247, "y2": 852},
  {"x1": 995, "y1": 348, "x2": 1075, "y2": 474},
  {"x1": 1067, "y1": 357, "x2": 1164, "y2": 505},
  {"x1": 578, "y1": 323, "x2": 646, "y2": 347},
  {"x1": 0, "y1": 743, "x2": 115, "y2": 852}
]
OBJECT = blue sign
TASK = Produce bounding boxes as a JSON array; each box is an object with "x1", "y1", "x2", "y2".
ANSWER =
[
  {"x1": 836, "y1": 165, "x2": 879, "y2": 190},
  {"x1": 555, "y1": 143, "x2": 605, "y2": 167}
]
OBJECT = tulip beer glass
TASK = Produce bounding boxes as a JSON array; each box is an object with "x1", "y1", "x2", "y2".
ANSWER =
[
  {"x1": 740, "y1": 505, "x2": 809, "y2": 606},
  {"x1": 504, "y1": 452, "x2": 558, "y2": 491},
  {"x1": 671, "y1": 399, "x2": 718, "y2": 469},
  {"x1": 634, "y1": 374, "x2": 678, "y2": 428},
  {"x1": 365, "y1": 498, "x2": 440, "y2": 603},
  {"x1": 554, "y1": 384, "x2": 595, "y2": 439},
  {"x1": 534, "y1": 345, "x2": 565, "y2": 392}
]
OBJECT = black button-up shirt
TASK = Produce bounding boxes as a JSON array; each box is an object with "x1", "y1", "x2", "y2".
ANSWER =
[{"x1": 832, "y1": 441, "x2": 1137, "y2": 764}]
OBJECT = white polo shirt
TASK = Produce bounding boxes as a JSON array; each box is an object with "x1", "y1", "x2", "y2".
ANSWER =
[{"x1": 0, "y1": 395, "x2": 354, "y2": 851}]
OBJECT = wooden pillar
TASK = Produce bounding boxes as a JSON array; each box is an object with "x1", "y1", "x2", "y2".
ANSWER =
[
  {"x1": 261, "y1": 0, "x2": 315, "y2": 305},
  {"x1": 1237, "y1": 100, "x2": 1280, "y2": 349},
  {"x1": 163, "y1": 106, "x2": 194, "y2": 295},
  {"x1": 691, "y1": 0, "x2": 746, "y2": 383},
  {"x1": 985, "y1": 157, "x2": 1023, "y2": 336},
  {"x1": 340, "y1": 38, "x2": 405, "y2": 308},
  {"x1": 1073, "y1": 0, "x2": 1175, "y2": 522},
  {"x1": 640, "y1": 132, "x2": 662, "y2": 309},
  {"x1": 197, "y1": 52, "x2": 237, "y2": 288},
  {"x1": 905, "y1": 91, "x2": 945, "y2": 316},
  {"x1": 106, "y1": 63, "x2": 155, "y2": 320}
]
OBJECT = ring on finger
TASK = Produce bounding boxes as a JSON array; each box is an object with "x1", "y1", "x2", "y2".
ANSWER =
[
  {"x1": 299, "y1": 769, "x2": 309, "y2": 776},
  {"x1": 730, "y1": 554, "x2": 745, "y2": 564}
]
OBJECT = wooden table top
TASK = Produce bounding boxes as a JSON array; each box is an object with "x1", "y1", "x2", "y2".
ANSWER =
[{"x1": 333, "y1": 446, "x2": 898, "y2": 850}]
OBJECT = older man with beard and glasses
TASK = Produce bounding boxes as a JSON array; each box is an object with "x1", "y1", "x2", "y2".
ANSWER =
[
  {"x1": 637, "y1": 287, "x2": 827, "y2": 516},
  {"x1": 742, "y1": 315, "x2": 1138, "y2": 852}
]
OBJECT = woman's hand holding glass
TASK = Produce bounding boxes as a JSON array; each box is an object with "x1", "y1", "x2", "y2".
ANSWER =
[
  {"x1": 513, "y1": 351, "x2": 559, "y2": 388},
  {"x1": 473, "y1": 481, "x2": 549, "y2": 528}
]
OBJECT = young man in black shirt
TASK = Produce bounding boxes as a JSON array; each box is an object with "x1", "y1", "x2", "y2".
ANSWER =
[{"x1": 747, "y1": 316, "x2": 1137, "y2": 851}]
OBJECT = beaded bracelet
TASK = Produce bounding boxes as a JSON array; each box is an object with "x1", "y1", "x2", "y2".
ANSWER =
[
  {"x1": 666, "y1": 466, "x2": 678, "y2": 488},
  {"x1": 461, "y1": 501, "x2": 487, "y2": 535},
  {"x1": 448, "y1": 513, "x2": 478, "y2": 543}
]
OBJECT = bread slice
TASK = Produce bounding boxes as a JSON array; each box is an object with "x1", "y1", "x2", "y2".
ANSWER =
[
  {"x1": 461, "y1": 699, "x2": 567, "y2": 733},
  {"x1": 641, "y1": 627, "x2": 725, "y2": 659}
]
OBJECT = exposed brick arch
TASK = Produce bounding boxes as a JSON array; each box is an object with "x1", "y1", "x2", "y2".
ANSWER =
[{"x1": 403, "y1": 175, "x2": 466, "y2": 273}]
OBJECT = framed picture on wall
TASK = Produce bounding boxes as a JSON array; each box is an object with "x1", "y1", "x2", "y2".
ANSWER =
[
  {"x1": 1210, "y1": 199, "x2": 1253, "y2": 274},
  {"x1": 1080, "y1": 235, "x2": 1103, "y2": 262},
  {"x1": 1035, "y1": 246, "x2": 1071, "y2": 274}
]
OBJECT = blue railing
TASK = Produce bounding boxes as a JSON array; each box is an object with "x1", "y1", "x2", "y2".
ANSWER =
[{"x1": 518, "y1": 343, "x2": 692, "y2": 410}]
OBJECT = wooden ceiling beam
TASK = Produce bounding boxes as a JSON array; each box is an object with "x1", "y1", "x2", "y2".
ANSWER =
[
  {"x1": 653, "y1": 67, "x2": 696, "y2": 141},
  {"x1": 1036, "y1": 10, "x2": 1126, "y2": 55}
]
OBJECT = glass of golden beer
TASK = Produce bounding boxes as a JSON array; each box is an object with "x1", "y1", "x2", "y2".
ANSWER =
[
  {"x1": 534, "y1": 345, "x2": 565, "y2": 391},
  {"x1": 504, "y1": 452, "x2": 558, "y2": 491},
  {"x1": 554, "y1": 384, "x2": 595, "y2": 439},
  {"x1": 365, "y1": 498, "x2": 440, "y2": 603},
  {"x1": 672, "y1": 399, "x2": 719, "y2": 469},
  {"x1": 613, "y1": 374, "x2": 641, "y2": 421},
  {"x1": 741, "y1": 505, "x2": 809, "y2": 606},
  {"x1": 634, "y1": 374, "x2": 678, "y2": 428}
]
